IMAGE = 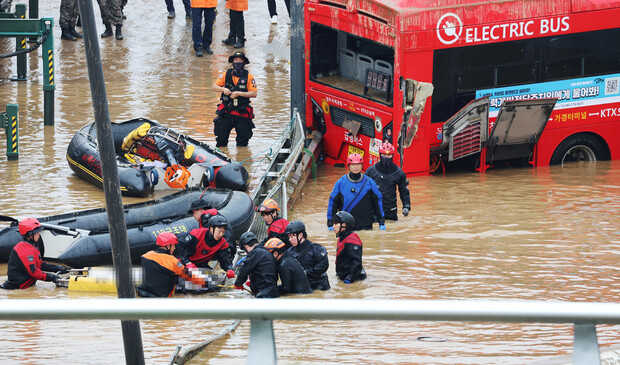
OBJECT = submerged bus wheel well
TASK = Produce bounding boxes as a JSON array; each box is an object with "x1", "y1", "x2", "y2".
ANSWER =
[{"x1": 549, "y1": 133, "x2": 611, "y2": 166}]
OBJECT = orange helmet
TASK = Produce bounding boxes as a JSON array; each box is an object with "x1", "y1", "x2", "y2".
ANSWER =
[
  {"x1": 19, "y1": 218, "x2": 44, "y2": 236},
  {"x1": 264, "y1": 238, "x2": 286, "y2": 252},
  {"x1": 379, "y1": 142, "x2": 395, "y2": 155},
  {"x1": 347, "y1": 153, "x2": 363, "y2": 165},
  {"x1": 255, "y1": 198, "x2": 280, "y2": 213},
  {"x1": 156, "y1": 232, "x2": 178, "y2": 246}
]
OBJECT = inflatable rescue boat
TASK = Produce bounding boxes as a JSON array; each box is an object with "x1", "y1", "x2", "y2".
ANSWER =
[
  {"x1": 66, "y1": 118, "x2": 249, "y2": 197},
  {"x1": 0, "y1": 188, "x2": 254, "y2": 268}
]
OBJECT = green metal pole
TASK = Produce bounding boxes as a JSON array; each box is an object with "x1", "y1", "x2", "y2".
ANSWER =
[
  {"x1": 27, "y1": 0, "x2": 38, "y2": 42},
  {"x1": 41, "y1": 18, "x2": 54, "y2": 126},
  {"x1": 5, "y1": 104, "x2": 19, "y2": 160},
  {"x1": 12, "y1": 4, "x2": 27, "y2": 81}
]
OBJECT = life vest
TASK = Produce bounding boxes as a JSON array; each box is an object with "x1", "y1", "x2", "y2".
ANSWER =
[
  {"x1": 336, "y1": 232, "x2": 362, "y2": 261},
  {"x1": 217, "y1": 69, "x2": 254, "y2": 119},
  {"x1": 188, "y1": 228, "x2": 229, "y2": 264}
]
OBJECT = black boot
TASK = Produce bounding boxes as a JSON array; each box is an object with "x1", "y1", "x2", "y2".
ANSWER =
[
  {"x1": 222, "y1": 36, "x2": 235, "y2": 45},
  {"x1": 101, "y1": 23, "x2": 113, "y2": 38},
  {"x1": 61, "y1": 27, "x2": 76, "y2": 41},
  {"x1": 70, "y1": 26, "x2": 83, "y2": 39},
  {"x1": 115, "y1": 24, "x2": 123, "y2": 40}
]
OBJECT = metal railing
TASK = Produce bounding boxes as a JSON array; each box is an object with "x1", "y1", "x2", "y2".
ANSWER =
[{"x1": 1, "y1": 298, "x2": 618, "y2": 364}]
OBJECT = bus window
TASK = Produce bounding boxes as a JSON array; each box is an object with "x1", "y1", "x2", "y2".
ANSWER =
[{"x1": 309, "y1": 22, "x2": 394, "y2": 105}]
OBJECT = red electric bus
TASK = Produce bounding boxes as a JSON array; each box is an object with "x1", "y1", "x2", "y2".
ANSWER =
[{"x1": 304, "y1": 0, "x2": 620, "y2": 174}]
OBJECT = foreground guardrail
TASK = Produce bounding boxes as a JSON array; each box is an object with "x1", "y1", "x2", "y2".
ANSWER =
[{"x1": 1, "y1": 298, "x2": 618, "y2": 364}]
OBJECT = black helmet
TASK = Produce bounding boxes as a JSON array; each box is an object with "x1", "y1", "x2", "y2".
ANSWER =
[
  {"x1": 285, "y1": 220, "x2": 306, "y2": 235},
  {"x1": 228, "y1": 50, "x2": 250, "y2": 64},
  {"x1": 208, "y1": 215, "x2": 228, "y2": 229},
  {"x1": 334, "y1": 211, "x2": 355, "y2": 228},
  {"x1": 238, "y1": 231, "x2": 258, "y2": 248},
  {"x1": 189, "y1": 199, "x2": 211, "y2": 214}
]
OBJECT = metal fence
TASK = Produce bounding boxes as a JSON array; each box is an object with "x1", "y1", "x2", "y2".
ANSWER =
[{"x1": 1, "y1": 298, "x2": 618, "y2": 364}]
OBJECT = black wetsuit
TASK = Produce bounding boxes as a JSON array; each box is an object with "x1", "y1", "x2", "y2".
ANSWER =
[
  {"x1": 234, "y1": 246, "x2": 279, "y2": 298},
  {"x1": 276, "y1": 251, "x2": 312, "y2": 295},
  {"x1": 365, "y1": 160, "x2": 410, "y2": 221},
  {"x1": 336, "y1": 230, "x2": 367, "y2": 283},
  {"x1": 287, "y1": 239, "x2": 330, "y2": 291}
]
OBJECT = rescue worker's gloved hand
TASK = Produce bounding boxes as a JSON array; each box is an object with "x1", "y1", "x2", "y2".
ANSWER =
[
  {"x1": 328, "y1": 227, "x2": 334, "y2": 231},
  {"x1": 186, "y1": 262, "x2": 197, "y2": 269},
  {"x1": 403, "y1": 207, "x2": 410, "y2": 217},
  {"x1": 344, "y1": 279, "x2": 352, "y2": 284},
  {"x1": 226, "y1": 269, "x2": 236, "y2": 278},
  {"x1": 57, "y1": 266, "x2": 70, "y2": 274},
  {"x1": 47, "y1": 273, "x2": 60, "y2": 283},
  {"x1": 379, "y1": 224, "x2": 386, "y2": 230}
]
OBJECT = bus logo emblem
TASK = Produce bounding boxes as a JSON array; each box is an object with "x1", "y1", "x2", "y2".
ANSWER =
[{"x1": 437, "y1": 13, "x2": 462, "y2": 45}]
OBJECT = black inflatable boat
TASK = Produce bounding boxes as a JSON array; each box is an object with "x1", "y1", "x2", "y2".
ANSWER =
[
  {"x1": 66, "y1": 118, "x2": 249, "y2": 197},
  {"x1": 0, "y1": 188, "x2": 254, "y2": 267}
]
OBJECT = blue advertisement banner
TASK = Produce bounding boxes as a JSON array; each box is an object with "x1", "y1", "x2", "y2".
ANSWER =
[{"x1": 476, "y1": 73, "x2": 620, "y2": 113}]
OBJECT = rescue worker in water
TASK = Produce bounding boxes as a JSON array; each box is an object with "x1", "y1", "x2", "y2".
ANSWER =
[
  {"x1": 264, "y1": 237, "x2": 312, "y2": 295},
  {"x1": 188, "y1": 198, "x2": 237, "y2": 256},
  {"x1": 255, "y1": 198, "x2": 289, "y2": 247},
  {"x1": 212, "y1": 50, "x2": 258, "y2": 147},
  {"x1": 176, "y1": 215, "x2": 236, "y2": 279},
  {"x1": 1, "y1": 218, "x2": 70, "y2": 289},
  {"x1": 234, "y1": 232, "x2": 279, "y2": 298},
  {"x1": 365, "y1": 142, "x2": 411, "y2": 220},
  {"x1": 332, "y1": 211, "x2": 366, "y2": 284},
  {"x1": 327, "y1": 153, "x2": 385, "y2": 230},
  {"x1": 286, "y1": 220, "x2": 330, "y2": 291},
  {"x1": 137, "y1": 232, "x2": 207, "y2": 297}
]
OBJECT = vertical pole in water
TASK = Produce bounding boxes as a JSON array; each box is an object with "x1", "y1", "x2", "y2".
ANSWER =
[
  {"x1": 290, "y1": 0, "x2": 305, "y2": 122},
  {"x1": 27, "y1": 0, "x2": 38, "y2": 42},
  {"x1": 41, "y1": 18, "x2": 55, "y2": 126},
  {"x1": 76, "y1": 0, "x2": 145, "y2": 363}
]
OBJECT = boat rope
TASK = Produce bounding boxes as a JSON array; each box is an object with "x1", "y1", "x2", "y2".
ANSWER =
[
  {"x1": 168, "y1": 319, "x2": 241, "y2": 365},
  {"x1": 0, "y1": 29, "x2": 50, "y2": 59}
]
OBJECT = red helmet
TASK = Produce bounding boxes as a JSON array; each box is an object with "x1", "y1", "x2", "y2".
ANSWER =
[
  {"x1": 347, "y1": 153, "x2": 363, "y2": 166},
  {"x1": 19, "y1": 218, "x2": 44, "y2": 236},
  {"x1": 379, "y1": 142, "x2": 395, "y2": 155},
  {"x1": 156, "y1": 232, "x2": 178, "y2": 246},
  {"x1": 255, "y1": 198, "x2": 280, "y2": 213}
]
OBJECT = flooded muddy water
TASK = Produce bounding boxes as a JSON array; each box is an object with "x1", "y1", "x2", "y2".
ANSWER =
[{"x1": 1, "y1": 0, "x2": 620, "y2": 363}]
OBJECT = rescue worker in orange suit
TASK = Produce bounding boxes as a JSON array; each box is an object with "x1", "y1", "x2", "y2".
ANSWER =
[
  {"x1": 234, "y1": 232, "x2": 279, "y2": 298},
  {"x1": 2, "y1": 218, "x2": 69, "y2": 289},
  {"x1": 256, "y1": 198, "x2": 289, "y2": 247},
  {"x1": 137, "y1": 232, "x2": 206, "y2": 297},
  {"x1": 327, "y1": 153, "x2": 385, "y2": 231},
  {"x1": 333, "y1": 211, "x2": 366, "y2": 284},
  {"x1": 212, "y1": 51, "x2": 257, "y2": 147},
  {"x1": 286, "y1": 220, "x2": 330, "y2": 291},
  {"x1": 221, "y1": 0, "x2": 247, "y2": 48},
  {"x1": 188, "y1": 198, "x2": 236, "y2": 256},
  {"x1": 176, "y1": 215, "x2": 236, "y2": 279},
  {"x1": 365, "y1": 142, "x2": 411, "y2": 220},
  {"x1": 265, "y1": 237, "x2": 312, "y2": 295}
]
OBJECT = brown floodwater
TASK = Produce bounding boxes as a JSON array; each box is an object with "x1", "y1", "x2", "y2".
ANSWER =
[{"x1": 1, "y1": 0, "x2": 620, "y2": 363}]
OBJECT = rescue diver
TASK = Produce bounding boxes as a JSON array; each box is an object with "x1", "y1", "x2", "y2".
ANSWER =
[
  {"x1": 286, "y1": 220, "x2": 330, "y2": 291},
  {"x1": 137, "y1": 232, "x2": 207, "y2": 297},
  {"x1": 212, "y1": 51, "x2": 257, "y2": 147},
  {"x1": 177, "y1": 215, "x2": 236, "y2": 279},
  {"x1": 265, "y1": 237, "x2": 312, "y2": 295},
  {"x1": 333, "y1": 211, "x2": 367, "y2": 283},
  {"x1": 235, "y1": 233, "x2": 279, "y2": 298},
  {"x1": 188, "y1": 198, "x2": 237, "y2": 256},
  {"x1": 365, "y1": 142, "x2": 411, "y2": 220},
  {"x1": 327, "y1": 153, "x2": 385, "y2": 231},
  {"x1": 255, "y1": 198, "x2": 289, "y2": 247},
  {"x1": 2, "y1": 218, "x2": 70, "y2": 289}
]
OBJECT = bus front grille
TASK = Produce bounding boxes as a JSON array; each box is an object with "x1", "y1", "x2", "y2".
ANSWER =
[{"x1": 329, "y1": 106, "x2": 375, "y2": 138}]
